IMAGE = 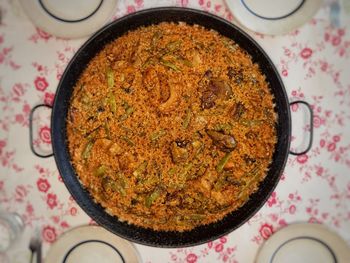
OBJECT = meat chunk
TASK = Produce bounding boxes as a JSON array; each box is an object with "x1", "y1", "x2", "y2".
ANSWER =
[
  {"x1": 210, "y1": 78, "x2": 233, "y2": 100},
  {"x1": 170, "y1": 141, "x2": 188, "y2": 164},
  {"x1": 206, "y1": 129, "x2": 236, "y2": 152},
  {"x1": 200, "y1": 78, "x2": 232, "y2": 109}
]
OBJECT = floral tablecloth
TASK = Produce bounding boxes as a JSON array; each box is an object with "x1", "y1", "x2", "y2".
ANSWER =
[{"x1": 1, "y1": 0, "x2": 350, "y2": 262}]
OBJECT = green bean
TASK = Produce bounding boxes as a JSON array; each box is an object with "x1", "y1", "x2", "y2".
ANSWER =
[
  {"x1": 151, "y1": 31, "x2": 162, "y2": 48},
  {"x1": 120, "y1": 135, "x2": 134, "y2": 146},
  {"x1": 150, "y1": 129, "x2": 166, "y2": 142},
  {"x1": 227, "y1": 177, "x2": 243, "y2": 186},
  {"x1": 197, "y1": 164, "x2": 207, "y2": 176},
  {"x1": 143, "y1": 174, "x2": 160, "y2": 187},
  {"x1": 192, "y1": 141, "x2": 204, "y2": 156},
  {"x1": 166, "y1": 40, "x2": 181, "y2": 52},
  {"x1": 178, "y1": 57, "x2": 193, "y2": 67},
  {"x1": 101, "y1": 174, "x2": 126, "y2": 196},
  {"x1": 113, "y1": 181, "x2": 126, "y2": 196},
  {"x1": 94, "y1": 165, "x2": 107, "y2": 177},
  {"x1": 106, "y1": 67, "x2": 114, "y2": 89},
  {"x1": 182, "y1": 107, "x2": 192, "y2": 129},
  {"x1": 82, "y1": 141, "x2": 94, "y2": 159},
  {"x1": 125, "y1": 107, "x2": 135, "y2": 116},
  {"x1": 214, "y1": 171, "x2": 238, "y2": 191},
  {"x1": 214, "y1": 176, "x2": 226, "y2": 191},
  {"x1": 81, "y1": 93, "x2": 91, "y2": 105},
  {"x1": 85, "y1": 125, "x2": 101, "y2": 139},
  {"x1": 223, "y1": 54, "x2": 234, "y2": 64},
  {"x1": 168, "y1": 167, "x2": 177, "y2": 176},
  {"x1": 119, "y1": 101, "x2": 134, "y2": 120},
  {"x1": 133, "y1": 161, "x2": 148, "y2": 178},
  {"x1": 184, "y1": 214, "x2": 205, "y2": 221},
  {"x1": 216, "y1": 152, "x2": 231, "y2": 173},
  {"x1": 122, "y1": 100, "x2": 130, "y2": 109},
  {"x1": 188, "y1": 163, "x2": 206, "y2": 180},
  {"x1": 115, "y1": 173, "x2": 127, "y2": 196},
  {"x1": 108, "y1": 93, "x2": 117, "y2": 114},
  {"x1": 104, "y1": 122, "x2": 111, "y2": 139},
  {"x1": 239, "y1": 119, "x2": 263, "y2": 127},
  {"x1": 142, "y1": 57, "x2": 156, "y2": 68},
  {"x1": 145, "y1": 188, "x2": 161, "y2": 207},
  {"x1": 119, "y1": 106, "x2": 134, "y2": 121},
  {"x1": 238, "y1": 165, "x2": 261, "y2": 200},
  {"x1": 117, "y1": 173, "x2": 127, "y2": 188},
  {"x1": 223, "y1": 39, "x2": 237, "y2": 52},
  {"x1": 179, "y1": 163, "x2": 193, "y2": 180},
  {"x1": 160, "y1": 59, "x2": 180, "y2": 71}
]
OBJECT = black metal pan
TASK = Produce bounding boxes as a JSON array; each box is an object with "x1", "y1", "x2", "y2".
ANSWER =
[{"x1": 29, "y1": 7, "x2": 313, "y2": 247}]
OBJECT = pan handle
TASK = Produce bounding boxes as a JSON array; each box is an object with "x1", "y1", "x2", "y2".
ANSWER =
[
  {"x1": 29, "y1": 104, "x2": 53, "y2": 158},
  {"x1": 289, "y1": 100, "x2": 313, "y2": 156}
]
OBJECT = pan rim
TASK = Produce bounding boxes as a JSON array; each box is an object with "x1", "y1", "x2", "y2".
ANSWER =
[{"x1": 51, "y1": 7, "x2": 291, "y2": 247}]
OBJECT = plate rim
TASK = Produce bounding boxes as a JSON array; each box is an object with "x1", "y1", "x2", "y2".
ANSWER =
[
  {"x1": 225, "y1": 0, "x2": 323, "y2": 35},
  {"x1": 255, "y1": 222, "x2": 350, "y2": 263},
  {"x1": 17, "y1": 0, "x2": 118, "y2": 38},
  {"x1": 44, "y1": 225, "x2": 142, "y2": 263}
]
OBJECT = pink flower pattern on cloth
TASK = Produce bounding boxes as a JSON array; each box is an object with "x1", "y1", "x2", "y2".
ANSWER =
[{"x1": 0, "y1": 0, "x2": 350, "y2": 262}]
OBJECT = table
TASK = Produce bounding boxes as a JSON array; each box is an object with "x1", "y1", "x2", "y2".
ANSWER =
[{"x1": 1, "y1": 0, "x2": 349, "y2": 262}]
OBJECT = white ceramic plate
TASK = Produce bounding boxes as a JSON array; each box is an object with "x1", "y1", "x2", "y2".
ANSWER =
[
  {"x1": 255, "y1": 223, "x2": 350, "y2": 263},
  {"x1": 225, "y1": 0, "x2": 323, "y2": 35},
  {"x1": 45, "y1": 225, "x2": 141, "y2": 263},
  {"x1": 18, "y1": 0, "x2": 117, "y2": 38}
]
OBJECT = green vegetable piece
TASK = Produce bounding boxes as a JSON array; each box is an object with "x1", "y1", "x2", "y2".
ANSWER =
[
  {"x1": 119, "y1": 106, "x2": 134, "y2": 121},
  {"x1": 82, "y1": 141, "x2": 94, "y2": 159},
  {"x1": 237, "y1": 165, "x2": 261, "y2": 200},
  {"x1": 193, "y1": 164, "x2": 207, "y2": 179},
  {"x1": 116, "y1": 173, "x2": 127, "y2": 195},
  {"x1": 179, "y1": 163, "x2": 193, "y2": 181},
  {"x1": 142, "y1": 57, "x2": 156, "y2": 68},
  {"x1": 182, "y1": 108, "x2": 192, "y2": 129},
  {"x1": 143, "y1": 174, "x2": 160, "y2": 187},
  {"x1": 168, "y1": 167, "x2": 177, "y2": 176},
  {"x1": 166, "y1": 40, "x2": 181, "y2": 52},
  {"x1": 151, "y1": 31, "x2": 162, "y2": 48},
  {"x1": 179, "y1": 58, "x2": 193, "y2": 67},
  {"x1": 150, "y1": 129, "x2": 166, "y2": 142},
  {"x1": 133, "y1": 161, "x2": 148, "y2": 178},
  {"x1": 192, "y1": 140, "x2": 204, "y2": 157},
  {"x1": 145, "y1": 188, "x2": 161, "y2": 208},
  {"x1": 121, "y1": 100, "x2": 130, "y2": 109},
  {"x1": 94, "y1": 165, "x2": 107, "y2": 177},
  {"x1": 107, "y1": 67, "x2": 114, "y2": 89},
  {"x1": 223, "y1": 39, "x2": 237, "y2": 52},
  {"x1": 108, "y1": 93, "x2": 117, "y2": 114},
  {"x1": 120, "y1": 135, "x2": 134, "y2": 146},
  {"x1": 110, "y1": 180, "x2": 126, "y2": 196},
  {"x1": 118, "y1": 186, "x2": 126, "y2": 196},
  {"x1": 103, "y1": 173, "x2": 127, "y2": 196},
  {"x1": 81, "y1": 93, "x2": 91, "y2": 105},
  {"x1": 216, "y1": 152, "x2": 232, "y2": 173},
  {"x1": 214, "y1": 172, "x2": 235, "y2": 191},
  {"x1": 185, "y1": 214, "x2": 205, "y2": 221},
  {"x1": 85, "y1": 125, "x2": 101, "y2": 140},
  {"x1": 104, "y1": 122, "x2": 111, "y2": 139},
  {"x1": 126, "y1": 107, "x2": 134, "y2": 115},
  {"x1": 239, "y1": 119, "x2": 263, "y2": 127},
  {"x1": 160, "y1": 59, "x2": 180, "y2": 72}
]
